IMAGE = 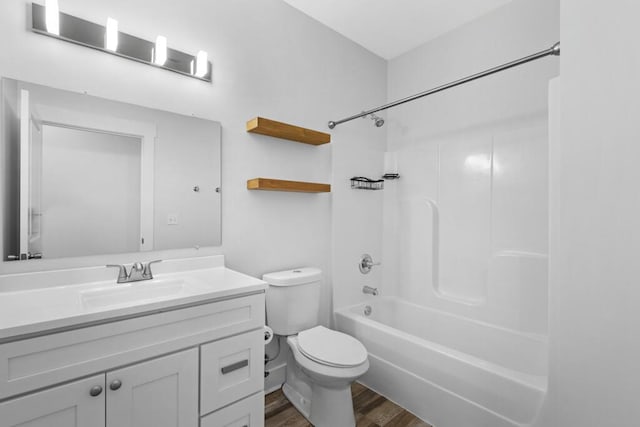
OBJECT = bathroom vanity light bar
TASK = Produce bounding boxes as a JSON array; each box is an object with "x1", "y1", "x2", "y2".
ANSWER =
[{"x1": 31, "y1": 2, "x2": 212, "y2": 82}]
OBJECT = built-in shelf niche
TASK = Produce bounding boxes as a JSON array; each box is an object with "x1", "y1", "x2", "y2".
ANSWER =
[{"x1": 246, "y1": 178, "x2": 331, "y2": 193}]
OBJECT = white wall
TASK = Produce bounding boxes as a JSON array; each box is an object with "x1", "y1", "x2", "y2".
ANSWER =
[
  {"x1": 330, "y1": 119, "x2": 387, "y2": 310},
  {"x1": 0, "y1": 0, "x2": 386, "y2": 314},
  {"x1": 539, "y1": 1, "x2": 640, "y2": 425},
  {"x1": 383, "y1": 0, "x2": 559, "y2": 334}
]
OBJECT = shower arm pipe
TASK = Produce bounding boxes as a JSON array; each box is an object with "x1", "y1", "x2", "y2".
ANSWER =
[{"x1": 327, "y1": 42, "x2": 560, "y2": 129}]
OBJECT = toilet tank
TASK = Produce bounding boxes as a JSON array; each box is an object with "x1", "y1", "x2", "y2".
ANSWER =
[{"x1": 263, "y1": 267, "x2": 322, "y2": 336}]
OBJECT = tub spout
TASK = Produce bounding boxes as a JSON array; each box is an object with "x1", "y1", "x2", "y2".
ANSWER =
[{"x1": 362, "y1": 285, "x2": 378, "y2": 296}]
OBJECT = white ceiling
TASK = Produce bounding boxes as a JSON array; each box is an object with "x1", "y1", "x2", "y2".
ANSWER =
[{"x1": 282, "y1": 0, "x2": 513, "y2": 59}]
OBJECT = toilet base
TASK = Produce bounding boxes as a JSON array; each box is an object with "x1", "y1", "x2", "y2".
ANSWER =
[
  {"x1": 308, "y1": 382, "x2": 356, "y2": 427},
  {"x1": 283, "y1": 337, "x2": 362, "y2": 427},
  {"x1": 283, "y1": 380, "x2": 356, "y2": 427},
  {"x1": 282, "y1": 382, "x2": 311, "y2": 419}
]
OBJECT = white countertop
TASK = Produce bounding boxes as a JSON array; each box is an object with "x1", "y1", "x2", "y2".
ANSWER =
[{"x1": 0, "y1": 258, "x2": 266, "y2": 342}]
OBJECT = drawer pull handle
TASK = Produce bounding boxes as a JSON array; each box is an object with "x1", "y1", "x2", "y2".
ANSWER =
[
  {"x1": 221, "y1": 359, "x2": 249, "y2": 374},
  {"x1": 110, "y1": 379, "x2": 122, "y2": 391},
  {"x1": 89, "y1": 385, "x2": 103, "y2": 397}
]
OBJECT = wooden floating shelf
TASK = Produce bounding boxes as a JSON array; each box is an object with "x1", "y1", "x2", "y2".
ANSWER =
[
  {"x1": 246, "y1": 117, "x2": 331, "y2": 145},
  {"x1": 247, "y1": 178, "x2": 331, "y2": 193}
]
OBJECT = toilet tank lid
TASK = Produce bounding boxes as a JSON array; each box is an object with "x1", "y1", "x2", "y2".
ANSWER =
[{"x1": 262, "y1": 267, "x2": 322, "y2": 286}]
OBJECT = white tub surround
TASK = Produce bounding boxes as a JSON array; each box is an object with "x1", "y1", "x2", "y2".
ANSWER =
[
  {"x1": 0, "y1": 255, "x2": 267, "y2": 427},
  {"x1": 335, "y1": 297, "x2": 547, "y2": 427}
]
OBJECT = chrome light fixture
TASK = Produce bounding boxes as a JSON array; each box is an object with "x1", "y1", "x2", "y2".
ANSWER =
[{"x1": 31, "y1": 2, "x2": 212, "y2": 82}]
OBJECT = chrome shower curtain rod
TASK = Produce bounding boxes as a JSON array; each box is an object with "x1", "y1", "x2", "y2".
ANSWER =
[{"x1": 327, "y1": 42, "x2": 560, "y2": 129}]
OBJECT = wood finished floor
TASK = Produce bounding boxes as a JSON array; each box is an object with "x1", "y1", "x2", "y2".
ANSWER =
[{"x1": 265, "y1": 382, "x2": 432, "y2": 427}]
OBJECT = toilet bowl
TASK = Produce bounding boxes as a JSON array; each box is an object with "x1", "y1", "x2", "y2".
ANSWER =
[
  {"x1": 263, "y1": 268, "x2": 369, "y2": 427},
  {"x1": 285, "y1": 327, "x2": 369, "y2": 427}
]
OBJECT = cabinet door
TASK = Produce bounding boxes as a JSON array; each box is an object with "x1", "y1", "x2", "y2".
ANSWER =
[
  {"x1": 106, "y1": 348, "x2": 198, "y2": 427},
  {"x1": 0, "y1": 374, "x2": 105, "y2": 427}
]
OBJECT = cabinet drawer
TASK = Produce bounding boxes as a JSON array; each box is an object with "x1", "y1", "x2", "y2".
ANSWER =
[
  {"x1": 200, "y1": 329, "x2": 264, "y2": 415},
  {"x1": 200, "y1": 392, "x2": 264, "y2": 427},
  {"x1": 0, "y1": 294, "x2": 264, "y2": 400}
]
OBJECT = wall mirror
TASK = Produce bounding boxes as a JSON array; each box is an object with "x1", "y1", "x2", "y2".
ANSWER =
[{"x1": 1, "y1": 77, "x2": 221, "y2": 262}]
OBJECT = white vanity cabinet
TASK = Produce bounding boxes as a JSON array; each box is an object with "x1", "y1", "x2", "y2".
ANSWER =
[
  {"x1": 0, "y1": 351, "x2": 198, "y2": 427},
  {"x1": 0, "y1": 292, "x2": 265, "y2": 427}
]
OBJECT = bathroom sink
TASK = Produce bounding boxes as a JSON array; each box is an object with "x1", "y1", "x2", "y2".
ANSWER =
[
  {"x1": 0, "y1": 255, "x2": 269, "y2": 342},
  {"x1": 81, "y1": 278, "x2": 194, "y2": 309}
]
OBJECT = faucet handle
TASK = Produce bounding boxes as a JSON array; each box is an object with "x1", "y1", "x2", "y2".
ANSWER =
[
  {"x1": 143, "y1": 260, "x2": 162, "y2": 279},
  {"x1": 106, "y1": 264, "x2": 128, "y2": 283},
  {"x1": 359, "y1": 254, "x2": 380, "y2": 274}
]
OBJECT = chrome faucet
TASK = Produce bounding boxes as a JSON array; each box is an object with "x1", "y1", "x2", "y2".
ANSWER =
[
  {"x1": 107, "y1": 260, "x2": 162, "y2": 283},
  {"x1": 362, "y1": 285, "x2": 378, "y2": 296}
]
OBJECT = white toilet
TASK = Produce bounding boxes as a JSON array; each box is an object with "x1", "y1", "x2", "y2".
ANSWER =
[{"x1": 263, "y1": 268, "x2": 369, "y2": 427}]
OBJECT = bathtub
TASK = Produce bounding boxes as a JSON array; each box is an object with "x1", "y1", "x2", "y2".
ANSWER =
[{"x1": 334, "y1": 297, "x2": 547, "y2": 427}]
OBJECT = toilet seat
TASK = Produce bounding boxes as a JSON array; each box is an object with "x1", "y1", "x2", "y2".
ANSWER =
[{"x1": 297, "y1": 326, "x2": 368, "y2": 368}]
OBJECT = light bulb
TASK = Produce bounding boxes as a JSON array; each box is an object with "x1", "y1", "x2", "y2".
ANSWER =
[
  {"x1": 105, "y1": 17, "x2": 118, "y2": 51},
  {"x1": 153, "y1": 35, "x2": 167, "y2": 65},
  {"x1": 45, "y1": 0, "x2": 60, "y2": 35},
  {"x1": 195, "y1": 50, "x2": 208, "y2": 78}
]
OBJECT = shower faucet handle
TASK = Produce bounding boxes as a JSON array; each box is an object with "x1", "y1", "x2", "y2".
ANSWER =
[{"x1": 359, "y1": 254, "x2": 380, "y2": 274}]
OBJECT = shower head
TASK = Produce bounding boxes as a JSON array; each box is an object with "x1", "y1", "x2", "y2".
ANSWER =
[{"x1": 364, "y1": 113, "x2": 384, "y2": 128}]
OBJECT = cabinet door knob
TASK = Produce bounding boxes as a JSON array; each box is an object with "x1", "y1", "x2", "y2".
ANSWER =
[
  {"x1": 89, "y1": 385, "x2": 103, "y2": 397},
  {"x1": 110, "y1": 379, "x2": 122, "y2": 391}
]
